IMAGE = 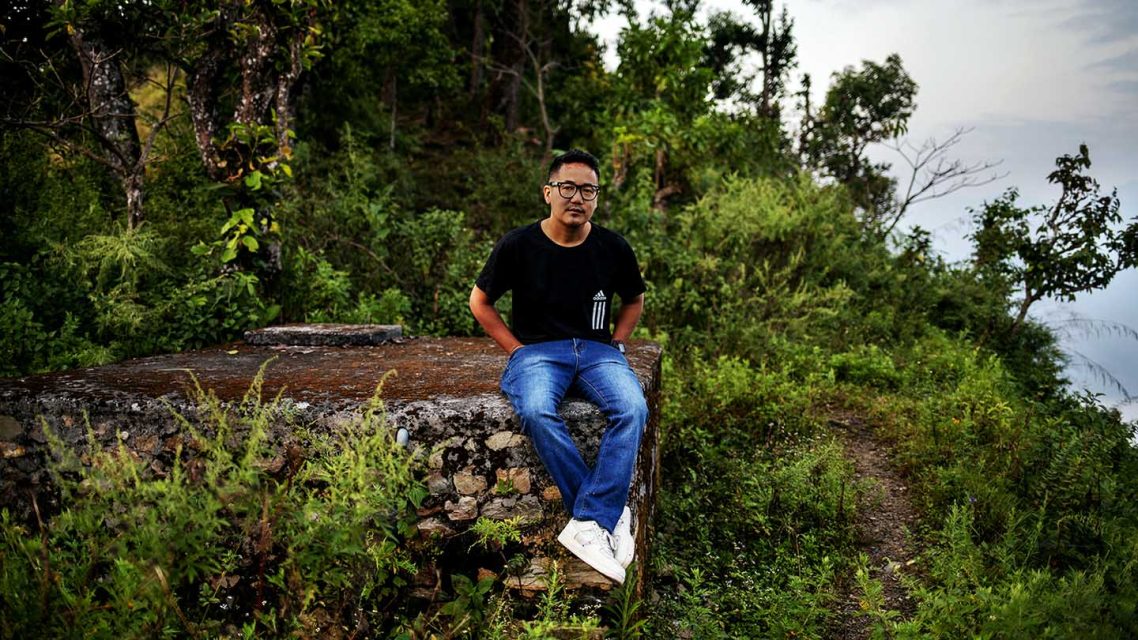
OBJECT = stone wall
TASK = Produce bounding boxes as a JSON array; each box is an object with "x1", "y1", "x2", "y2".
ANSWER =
[{"x1": 0, "y1": 327, "x2": 662, "y2": 595}]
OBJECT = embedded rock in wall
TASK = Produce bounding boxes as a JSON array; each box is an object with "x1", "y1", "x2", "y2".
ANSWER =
[{"x1": 0, "y1": 327, "x2": 663, "y2": 594}]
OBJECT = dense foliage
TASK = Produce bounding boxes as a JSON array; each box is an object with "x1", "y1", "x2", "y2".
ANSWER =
[{"x1": 2, "y1": 0, "x2": 1137, "y2": 637}]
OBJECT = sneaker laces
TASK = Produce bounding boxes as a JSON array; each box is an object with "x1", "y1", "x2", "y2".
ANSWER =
[{"x1": 577, "y1": 521, "x2": 616, "y2": 552}]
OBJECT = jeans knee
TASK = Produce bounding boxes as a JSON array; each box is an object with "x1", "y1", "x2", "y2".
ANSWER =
[
  {"x1": 634, "y1": 396, "x2": 649, "y2": 424},
  {"x1": 514, "y1": 398, "x2": 559, "y2": 429},
  {"x1": 618, "y1": 395, "x2": 648, "y2": 427}
]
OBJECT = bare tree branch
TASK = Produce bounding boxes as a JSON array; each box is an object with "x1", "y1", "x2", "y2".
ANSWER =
[
  {"x1": 137, "y1": 63, "x2": 180, "y2": 172},
  {"x1": 6, "y1": 120, "x2": 121, "y2": 170},
  {"x1": 476, "y1": 22, "x2": 561, "y2": 163},
  {"x1": 881, "y1": 127, "x2": 1007, "y2": 237},
  {"x1": 1064, "y1": 347, "x2": 1135, "y2": 401}
]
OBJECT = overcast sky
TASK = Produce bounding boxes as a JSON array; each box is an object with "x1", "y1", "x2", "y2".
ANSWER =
[{"x1": 593, "y1": 0, "x2": 1138, "y2": 421}]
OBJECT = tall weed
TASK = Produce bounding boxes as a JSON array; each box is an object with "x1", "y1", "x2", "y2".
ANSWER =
[
  {"x1": 851, "y1": 331, "x2": 1138, "y2": 636},
  {"x1": 0, "y1": 367, "x2": 425, "y2": 638},
  {"x1": 647, "y1": 356, "x2": 857, "y2": 637}
]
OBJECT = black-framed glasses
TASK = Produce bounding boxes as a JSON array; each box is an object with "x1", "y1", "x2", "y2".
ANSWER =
[{"x1": 547, "y1": 181, "x2": 601, "y2": 201}]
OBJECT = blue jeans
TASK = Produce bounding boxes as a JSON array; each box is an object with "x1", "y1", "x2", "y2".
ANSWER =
[{"x1": 500, "y1": 338, "x2": 648, "y2": 533}]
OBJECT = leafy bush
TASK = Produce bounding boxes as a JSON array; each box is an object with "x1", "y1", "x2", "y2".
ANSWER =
[
  {"x1": 281, "y1": 246, "x2": 354, "y2": 321},
  {"x1": 0, "y1": 125, "x2": 283, "y2": 375},
  {"x1": 390, "y1": 207, "x2": 488, "y2": 336},
  {"x1": 641, "y1": 174, "x2": 871, "y2": 359},
  {"x1": 829, "y1": 344, "x2": 901, "y2": 389},
  {"x1": 277, "y1": 130, "x2": 493, "y2": 336}
]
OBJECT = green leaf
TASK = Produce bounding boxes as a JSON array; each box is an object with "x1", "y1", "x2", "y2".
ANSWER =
[
  {"x1": 244, "y1": 171, "x2": 262, "y2": 190},
  {"x1": 242, "y1": 236, "x2": 260, "y2": 252}
]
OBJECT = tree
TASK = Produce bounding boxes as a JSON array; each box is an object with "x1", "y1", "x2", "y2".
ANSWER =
[
  {"x1": 0, "y1": 2, "x2": 179, "y2": 229},
  {"x1": 703, "y1": 0, "x2": 796, "y2": 117},
  {"x1": 303, "y1": 0, "x2": 457, "y2": 149},
  {"x1": 478, "y1": 1, "x2": 562, "y2": 163},
  {"x1": 610, "y1": 5, "x2": 714, "y2": 210},
  {"x1": 458, "y1": 0, "x2": 611, "y2": 147},
  {"x1": 802, "y1": 57, "x2": 999, "y2": 238},
  {"x1": 1, "y1": 1, "x2": 326, "y2": 242},
  {"x1": 805, "y1": 53, "x2": 917, "y2": 229},
  {"x1": 181, "y1": 1, "x2": 323, "y2": 185},
  {"x1": 971, "y1": 144, "x2": 1138, "y2": 335}
]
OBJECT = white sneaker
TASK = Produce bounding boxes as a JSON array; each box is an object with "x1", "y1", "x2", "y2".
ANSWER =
[
  {"x1": 557, "y1": 519, "x2": 626, "y2": 584},
  {"x1": 613, "y1": 506, "x2": 635, "y2": 569}
]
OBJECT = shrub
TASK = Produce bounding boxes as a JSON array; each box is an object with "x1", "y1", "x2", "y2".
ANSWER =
[
  {"x1": 890, "y1": 504, "x2": 1138, "y2": 639},
  {"x1": 642, "y1": 174, "x2": 868, "y2": 360},
  {"x1": 829, "y1": 344, "x2": 901, "y2": 389}
]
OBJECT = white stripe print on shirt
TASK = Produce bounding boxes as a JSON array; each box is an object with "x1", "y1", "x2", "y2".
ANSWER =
[{"x1": 591, "y1": 290, "x2": 607, "y2": 331}]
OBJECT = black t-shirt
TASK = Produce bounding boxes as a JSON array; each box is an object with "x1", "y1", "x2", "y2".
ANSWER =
[{"x1": 476, "y1": 221, "x2": 646, "y2": 344}]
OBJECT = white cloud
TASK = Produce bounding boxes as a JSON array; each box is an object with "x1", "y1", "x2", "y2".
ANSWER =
[{"x1": 789, "y1": 0, "x2": 1137, "y2": 126}]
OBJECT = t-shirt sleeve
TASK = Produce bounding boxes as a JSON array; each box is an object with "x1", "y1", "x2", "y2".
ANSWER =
[
  {"x1": 615, "y1": 238, "x2": 647, "y2": 301},
  {"x1": 475, "y1": 234, "x2": 516, "y2": 303}
]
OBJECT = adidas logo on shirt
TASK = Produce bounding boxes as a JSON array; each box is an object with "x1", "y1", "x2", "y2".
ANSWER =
[{"x1": 591, "y1": 290, "x2": 607, "y2": 330}]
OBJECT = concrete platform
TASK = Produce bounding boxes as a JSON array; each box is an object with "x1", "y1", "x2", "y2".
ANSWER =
[
  {"x1": 0, "y1": 333, "x2": 662, "y2": 594},
  {"x1": 244, "y1": 323, "x2": 403, "y2": 346}
]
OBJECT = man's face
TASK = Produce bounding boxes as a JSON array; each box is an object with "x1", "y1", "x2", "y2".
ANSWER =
[{"x1": 543, "y1": 162, "x2": 599, "y2": 229}]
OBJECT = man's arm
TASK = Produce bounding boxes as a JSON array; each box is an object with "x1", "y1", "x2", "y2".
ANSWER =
[
  {"x1": 469, "y1": 285, "x2": 524, "y2": 355},
  {"x1": 611, "y1": 293, "x2": 644, "y2": 342}
]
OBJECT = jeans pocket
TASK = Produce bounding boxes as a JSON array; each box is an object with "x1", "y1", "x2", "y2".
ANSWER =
[
  {"x1": 607, "y1": 342, "x2": 629, "y2": 363},
  {"x1": 502, "y1": 345, "x2": 527, "y2": 381}
]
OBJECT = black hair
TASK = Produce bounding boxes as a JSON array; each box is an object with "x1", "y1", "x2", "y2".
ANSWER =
[{"x1": 547, "y1": 148, "x2": 600, "y2": 182}]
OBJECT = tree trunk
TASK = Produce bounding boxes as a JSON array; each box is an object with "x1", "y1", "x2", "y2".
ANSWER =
[
  {"x1": 185, "y1": 2, "x2": 310, "y2": 183},
  {"x1": 653, "y1": 149, "x2": 679, "y2": 212},
  {"x1": 275, "y1": 24, "x2": 305, "y2": 159},
  {"x1": 758, "y1": 4, "x2": 772, "y2": 118},
  {"x1": 66, "y1": 20, "x2": 144, "y2": 227},
  {"x1": 470, "y1": 0, "x2": 485, "y2": 98},
  {"x1": 798, "y1": 73, "x2": 812, "y2": 163},
  {"x1": 502, "y1": 69, "x2": 522, "y2": 133},
  {"x1": 1010, "y1": 290, "x2": 1036, "y2": 336},
  {"x1": 182, "y1": 2, "x2": 312, "y2": 283},
  {"x1": 123, "y1": 173, "x2": 144, "y2": 230},
  {"x1": 235, "y1": 4, "x2": 279, "y2": 128},
  {"x1": 500, "y1": 0, "x2": 528, "y2": 133},
  {"x1": 187, "y1": 40, "x2": 228, "y2": 181},
  {"x1": 653, "y1": 184, "x2": 682, "y2": 212},
  {"x1": 384, "y1": 69, "x2": 398, "y2": 150},
  {"x1": 611, "y1": 142, "x2": 630, "y2": 190}
]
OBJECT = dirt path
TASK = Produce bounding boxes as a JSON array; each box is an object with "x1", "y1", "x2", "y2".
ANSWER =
[{"x1": 826, "y1": 413, "x2": 919, "y2": 639}]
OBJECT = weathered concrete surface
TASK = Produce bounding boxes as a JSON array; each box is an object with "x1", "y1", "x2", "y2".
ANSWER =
[
  {"x1": 0, "y1": 335, "x2": 662, "y2": 594},
  {"x1": 244, "y1": 323, "x2": 403, "y2": 346}
]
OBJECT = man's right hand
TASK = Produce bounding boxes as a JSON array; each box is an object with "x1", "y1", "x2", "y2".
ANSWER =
[{"x1": 469, "y1": 285, "x2": 524, "y2": 355}]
